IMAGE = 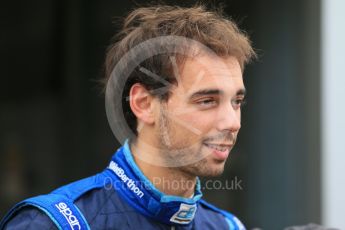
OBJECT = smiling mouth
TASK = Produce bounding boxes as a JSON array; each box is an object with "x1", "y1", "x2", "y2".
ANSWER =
[{"x1": 203, "y1": 143, "x2": 232, "y2": 152}]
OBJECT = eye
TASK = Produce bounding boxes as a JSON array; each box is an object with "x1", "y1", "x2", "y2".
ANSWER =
[
  {"x1": 196, "y1": 98, "x2": 218, "y2": 108},
  {"x1": 232, "y1": 98, "x2": 247, "y2": 109}
]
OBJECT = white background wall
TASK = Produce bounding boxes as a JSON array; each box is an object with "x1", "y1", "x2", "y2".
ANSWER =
[{"x1": 322, "y1": 0, "x2": 345, "y2": 228}]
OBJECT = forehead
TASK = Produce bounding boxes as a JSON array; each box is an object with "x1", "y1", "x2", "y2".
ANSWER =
[{"x1": 177, "y1": 55, "x2": 244, "y2": 95}]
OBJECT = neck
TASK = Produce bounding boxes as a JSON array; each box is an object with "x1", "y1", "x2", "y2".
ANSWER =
[{"x1": 130, "y1": 138, "x2": 197, "y2": 198}]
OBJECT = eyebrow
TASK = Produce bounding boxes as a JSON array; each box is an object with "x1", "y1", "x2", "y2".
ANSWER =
[{"x1": 189, "y1": 88, "x2": 246, "y2": 100}]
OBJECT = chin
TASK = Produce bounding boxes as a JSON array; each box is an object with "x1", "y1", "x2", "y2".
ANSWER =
[
  {"x1": 202, "y1": 166, "x2": 225, "y2": 177},
  {"x1": 182, "y1": 159, "x2": 226, "y2": 177},
  {"x1": 202, "y1": 157, "x2": 227, "y2": 177}
]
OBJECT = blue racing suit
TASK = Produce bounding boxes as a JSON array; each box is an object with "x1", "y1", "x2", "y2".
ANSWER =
[{"x1": 0, "y1": 140, "x2": 246, "y2": 230}]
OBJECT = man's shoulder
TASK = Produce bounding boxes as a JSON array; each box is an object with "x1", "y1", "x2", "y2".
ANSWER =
[
  {"x1": 1, "y1": 206, "x2": 58, "y2": 230},
  {"x1": 0, "y1": 172, "x2": 130, "y2": 229},
  {"x1": 197, "y1": 199, "x2": 246, "y2": 230}
]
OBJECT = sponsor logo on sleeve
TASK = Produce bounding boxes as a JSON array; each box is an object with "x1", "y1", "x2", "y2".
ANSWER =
[{"x1": 55, "y1": 202, "x2": 81, "y2": 230}]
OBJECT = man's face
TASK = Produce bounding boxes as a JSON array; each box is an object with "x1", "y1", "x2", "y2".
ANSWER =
[{"x1": 155, "y1": 54, "x2": 245, "y2": 177}]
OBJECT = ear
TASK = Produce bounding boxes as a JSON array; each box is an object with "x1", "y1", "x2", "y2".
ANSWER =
[{"x1": 129, "y1": 83, "x2": 156, "y2": 126}]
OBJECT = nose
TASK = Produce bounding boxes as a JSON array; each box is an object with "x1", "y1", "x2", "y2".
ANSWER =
[{"x1": 215, "y1": 103, "x2": 241, "y2": 132}]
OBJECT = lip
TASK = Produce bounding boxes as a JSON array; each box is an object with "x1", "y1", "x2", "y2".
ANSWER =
[
  {"x1": 203, "y1": 143, "x2": 232, "y2": 160},
  {"x1": 203, "y1": 142, "x2": 233, "y2": 148}
]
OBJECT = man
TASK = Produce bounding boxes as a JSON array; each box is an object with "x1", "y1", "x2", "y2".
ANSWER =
[{"x1": 0, "y1": 4, "x2": 256, "y2": 230}]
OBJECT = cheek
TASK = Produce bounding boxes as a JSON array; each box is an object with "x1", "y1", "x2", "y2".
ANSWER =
[
  {"x1": 166, "y1": 97, "x2": 216, "y2": 139},
  {"x1": 176, "y1": 110, "x2": 216, "y2": 137}
]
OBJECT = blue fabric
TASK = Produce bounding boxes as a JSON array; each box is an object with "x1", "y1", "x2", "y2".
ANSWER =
[
  {"x1": 1, "y1": 194, "x2": 90, "y2": 230},
  {"x1": 0, "y1": 140, "x2": 246, "y2": 230},
  {"x1": 2, "y1": 207, "x2": 57, "y2": 230},
  {"x1": 199, "y1": 200, "x2": 246, "y2": 230}
]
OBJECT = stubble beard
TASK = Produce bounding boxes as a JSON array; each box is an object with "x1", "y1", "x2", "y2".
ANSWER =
[{"x1": 157, "y1": 107, "x2": 225, "y2": 177}]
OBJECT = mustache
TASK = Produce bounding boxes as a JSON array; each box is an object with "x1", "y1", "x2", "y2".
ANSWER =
[{"x1": 203, "y1": 131, "x2": 236, "y2": 144}]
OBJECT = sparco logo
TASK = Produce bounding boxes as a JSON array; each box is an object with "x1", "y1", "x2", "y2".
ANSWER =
[{"x1": 55, "y1": 202, "x2": 81, "y2": 230}]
